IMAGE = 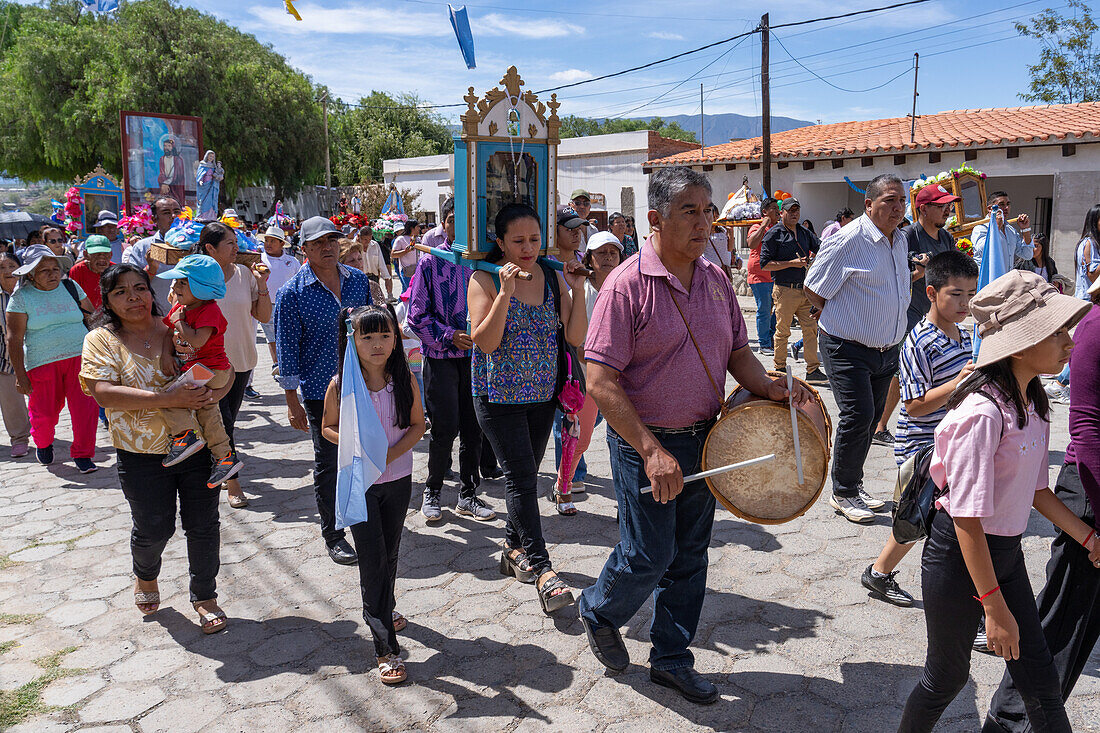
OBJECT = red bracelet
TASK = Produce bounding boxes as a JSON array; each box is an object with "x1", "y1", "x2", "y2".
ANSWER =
[
  {"x1": 1084, "y1": 529, "x2": 1096, "y2": 548},
  {"x1": 974, "y1": 585, "x2": 1001, "y2": 603}
]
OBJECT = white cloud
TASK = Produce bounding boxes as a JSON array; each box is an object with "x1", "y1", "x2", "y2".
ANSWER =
[
  {"x1": 549, "y1": 69, "x2": 593, "y2": 83},
  {"x1": 481, "y1": 13, "x2": 584, "y2": 39},
  {"x1": 647, "y1": 31, "x2": 685, "y2": 41}
]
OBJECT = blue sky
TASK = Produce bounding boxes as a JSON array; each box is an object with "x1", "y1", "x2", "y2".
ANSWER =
[{"x1": 180, "y1": 1, "x2": 1068, "y2": 125}]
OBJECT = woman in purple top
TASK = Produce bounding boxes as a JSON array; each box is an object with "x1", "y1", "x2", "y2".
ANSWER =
[
  {"x1": 468, "y1": 204, "x2": 587, "y2": 615},
  {"x1": 984, "y1": 277, "x2": 1100, "y2": 732}
]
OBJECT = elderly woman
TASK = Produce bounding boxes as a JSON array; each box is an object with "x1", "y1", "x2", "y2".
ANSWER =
[
  {"x1": 339, "y1": 238, "x2": 387, "y2": 305},
  {"x1": 356, "y1": 226, "x2": 392, "y2": 299},
  {"x1": 0, "y1": 252, "x2": 30, "y2": 457},
  {"x1": 4, "y1": 245, "x2": 98, "y2": 471},
  {"x1": 81, "y1": 264, "x2": 231, "y2": 632},
  {"x1": 198, "y1": 223, "x2": 271, "y2": 508}
]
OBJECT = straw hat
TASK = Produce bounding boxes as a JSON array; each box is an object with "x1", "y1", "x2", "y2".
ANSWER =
[{"x1": 971, "y1": 270, "x2": 1092, "y2": 367}]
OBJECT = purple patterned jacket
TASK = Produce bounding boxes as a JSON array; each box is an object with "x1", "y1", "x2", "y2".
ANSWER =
[{"x1": 406, "y1": 226, "x2": 474, "y2": 360}]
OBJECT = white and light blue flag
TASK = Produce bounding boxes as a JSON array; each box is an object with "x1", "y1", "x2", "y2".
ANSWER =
[{"x1": 334, "y1": 339, "x2": 389, "y2": 529}]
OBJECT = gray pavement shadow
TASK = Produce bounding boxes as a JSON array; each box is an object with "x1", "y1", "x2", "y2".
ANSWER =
[{"x1": 400, "y1": 621, "x2": 574, "y2": 723}]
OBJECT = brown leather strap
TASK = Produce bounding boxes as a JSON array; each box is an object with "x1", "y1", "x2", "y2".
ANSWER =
[{"x1": 665, "y1": 281, "x2": 724, "y2": 405}]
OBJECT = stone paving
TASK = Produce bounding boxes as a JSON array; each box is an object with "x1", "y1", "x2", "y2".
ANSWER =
[{"x1": 2, "y1": 300, "x2": 1100, "y2": 732}]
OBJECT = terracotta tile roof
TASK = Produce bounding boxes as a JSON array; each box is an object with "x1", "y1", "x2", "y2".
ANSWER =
[{"x1": 646, "y1": 102, "x2": 1100, "y2": 166}]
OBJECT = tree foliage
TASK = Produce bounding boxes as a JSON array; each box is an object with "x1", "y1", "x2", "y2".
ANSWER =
[
  {"x1": 1016, "y1": 0, "x2": 1100, "y2": 103},
  {"x1": 558, "y1": 115, "x2": 699, "y2": 143},
  {"x1": 0, "y1": 0, "x2": 324, "y2": 202},
  {"x1": 329, "y1": 92, "x2": 454, "y2": 186}
]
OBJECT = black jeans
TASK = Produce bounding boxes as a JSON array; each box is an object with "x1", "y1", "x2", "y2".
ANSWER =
[
  {"x1": 423, "y1": 356, "x2": 482, "y2": 497},
  {"x1": 984, "y1": 462, "x2": 1100, "y2": 732},
  {"x1": 474, "y1": 395, "x2": 557, "y2": 574},
  {"x1": 304, "y1": 398, "x2": 344, "y2": 546},
  {"x1": 348, "y1": 475, "x2": 413, "y2": 658},
  {"x1": 899, "y1": 511, "x2": 1071, "y2": 733},
  {"x1": 117, "y1": 448, "x2": 220, "y2": 603},
  {"x1": 217, "y1": 369, "x2": 252, "y2": 447},
  {"x1": 819, "y1": 331, "x2": 899, "y2": 497}
]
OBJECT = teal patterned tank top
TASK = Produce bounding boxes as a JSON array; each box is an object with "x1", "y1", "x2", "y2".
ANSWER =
[{"x1": 472, "y1": 273, "x2": 558, "y2": 404}]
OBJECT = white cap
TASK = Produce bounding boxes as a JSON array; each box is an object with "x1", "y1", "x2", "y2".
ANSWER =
[{"x1": 586, "y1": 231, "x2": 624, "y2": 253}]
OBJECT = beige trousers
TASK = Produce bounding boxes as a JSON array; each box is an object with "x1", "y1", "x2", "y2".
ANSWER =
[
  {"x1": 0, "y1": 371, "x2": 31, "y2": 446},
  {"x1": 773, "y1": 285, "x2": 820, "y2": 372},
  {"x1": 162, "y1": 367, "x2": 234, "y2": 459}
]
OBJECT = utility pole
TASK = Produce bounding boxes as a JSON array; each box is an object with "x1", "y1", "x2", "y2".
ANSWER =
[
  {"x1": 700, "y1": 83, "x2": 705, "y2": 148},
  {"x1": 910, "y1": 53, "x2": 919, "y2": 143},
  {"x1": 321, "y1": 91, "x2": 331, "y2": 189},
  {"x1": 760, "y1": 13, "x2": 772, "y2": 199}
]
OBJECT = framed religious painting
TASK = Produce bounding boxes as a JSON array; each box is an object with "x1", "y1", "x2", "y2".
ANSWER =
[{"x1": 119, "y1": 111, "x2": 204, "y2": 213}]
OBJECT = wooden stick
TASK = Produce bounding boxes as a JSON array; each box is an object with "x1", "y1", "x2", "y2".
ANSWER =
[
  {"x1": 411, "y1": 243, "x2": 533, "y2": 280},
  {"x1": 787, "y1": 365, "x2": 804, "y2": 486},
  {"x1": 640, "y1": 453, "x2": 776, "y2": 493}
]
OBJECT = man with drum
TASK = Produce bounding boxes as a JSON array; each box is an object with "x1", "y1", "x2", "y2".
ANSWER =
[
  {"x1": 805, "y1": 173, "x2": 912, "y2": 523},
  {"x1": 577, "y1": 166, "x2": 810, "y2": 704}
]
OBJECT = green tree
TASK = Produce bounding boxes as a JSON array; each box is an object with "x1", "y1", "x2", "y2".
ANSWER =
[
  {"x1": 558, "y1": 115, "x2": 699, "y2": 143},
  {"x1": 0, "y1": 0, "x2": 324, "y2": 208},
  {"x1": 329, "y1": 92, "x2": 454, "y2": 186},
  {"x1": 1016, "y1": 0, "x2": 1100, "y2": 103}
]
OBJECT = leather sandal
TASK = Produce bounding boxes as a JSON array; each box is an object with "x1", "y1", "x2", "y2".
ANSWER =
[
  {"x1": 499, "y1": 545, "x2": 536, "y2": 584},
  {"x1": 193, "y1": 600, "x2": 228, "y2": 634},
  {"x1": 552, "y1": 489, "x2": 577, "y2": 516},
  {"x1": 537, "y1": 572, "x2": 575, "y2": 614},
  {"x1": 392, "y1": 610, "x2": 407, "y2": 633},
  {"x1": 377, "y1": 654, "x2": 407, "y2": 685},
  {"x1": 134, "y1": 581, "x2": 160, "y2": 616}
]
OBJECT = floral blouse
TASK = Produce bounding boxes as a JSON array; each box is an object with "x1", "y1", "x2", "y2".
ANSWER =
[{"x1": 79, "y1": 327, "x2": 174, "y2": 454}]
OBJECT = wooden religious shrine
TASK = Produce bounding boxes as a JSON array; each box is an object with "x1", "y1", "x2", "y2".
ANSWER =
[
  {"x1": 453, "y1": 66, "x2": 562, "y2": 258},
  {"x1": 909, "y1": 166, "x2": 990, "y2": 240},
  {"x1": 74, "y1": 165, "x2": 123, "y2": 238}
]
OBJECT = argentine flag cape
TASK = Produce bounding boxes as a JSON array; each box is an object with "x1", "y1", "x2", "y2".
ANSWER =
[
  {"x1": 334, "y1": 339, "x2": 390, "y2": 529},
  {"x1": 973, "y1": 205, "x2": 1010, "y2": 360}
]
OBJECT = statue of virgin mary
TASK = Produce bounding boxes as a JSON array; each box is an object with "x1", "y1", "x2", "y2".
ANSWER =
[{"x1": 196, "y1": 150, "x2": 224, "y2": 221}]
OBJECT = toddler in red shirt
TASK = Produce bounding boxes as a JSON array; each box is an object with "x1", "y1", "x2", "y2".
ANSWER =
[{"x1": 156, "y1": 254, "x2": 242, "y2": 488}]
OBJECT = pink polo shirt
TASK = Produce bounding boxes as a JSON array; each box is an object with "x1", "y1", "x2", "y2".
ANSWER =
[
  {"x1": 932, "y1": 390, "x2": 1050, "y2": 537},
  {"x1": 584, "y1": 244, "x2": 749, "y2": 428}
]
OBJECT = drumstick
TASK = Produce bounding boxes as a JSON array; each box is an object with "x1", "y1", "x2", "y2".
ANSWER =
[
  {"x1": 639, "y1": 453, "x2": 776, "y2": 493},
  {"x1": 787, "y1": 365, "x2": 805, "y2": 486}
]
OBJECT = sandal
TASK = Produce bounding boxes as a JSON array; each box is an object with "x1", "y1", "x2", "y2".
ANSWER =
[
  {"x1": 193, "y1": 600, "x2": 228, "y2": 634},
  {"x1": 552, "y1": 489, "x2": 577, "y2": 516},
  {"x1": 392, "y1": 610, "x2": 407, "y2": 633},
  {"x1": 134, "y1": 581, "x2": 160, "y2": 616},
  {"x1": 499, "y1": 545, "x2": 536, "y2": 584},
  {"x1": 377, "y1": 654, "x2": 407, "y2": 685},
  {"x1": 227, "y1": 492, "x2": 249, "y2": 508},
  {"x1": 536, "y1": 572, "x2": 575, "y2": 614}
]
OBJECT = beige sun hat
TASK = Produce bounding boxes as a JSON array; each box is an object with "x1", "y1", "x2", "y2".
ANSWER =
[{"x1": 971, "y1": 270, "x2": 1093, "y2": 367}]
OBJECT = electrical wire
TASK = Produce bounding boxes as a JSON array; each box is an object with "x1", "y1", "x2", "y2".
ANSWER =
[{"x1": 771, "y1": 31, "x2": 915, "y2": 93}]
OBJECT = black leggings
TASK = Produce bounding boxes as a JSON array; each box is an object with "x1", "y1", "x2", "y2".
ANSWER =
[
  {"x1": 899, "y1": 511, "x2": 1070, "y2": 732},
  {"x1": 217, "y1": 369, "x2": 252, "y2": 447}
]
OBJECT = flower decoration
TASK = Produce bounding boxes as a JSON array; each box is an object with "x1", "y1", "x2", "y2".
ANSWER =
[
  {"x1": 370, "y1": 211, "x2": 409, "y2": 236},
  {"x1": 119, "y1": 204, "x2": 155, "y2": 237},
  {"x1": 164, "y1": 218, "x2": 205, "y2": 251},
  {"x1": 911, "y1": 165, "x2": 986, "y2": 193},
  {"x1": 63, "y1": 186, "x2": 84, "y2": 234},
  {"x1": 955, "y1": 237, "x2": 974, "y2": 257}
]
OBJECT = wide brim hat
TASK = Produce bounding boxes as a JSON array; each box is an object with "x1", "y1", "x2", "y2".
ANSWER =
[
  {"x1": 13, "y1": 244, "x2": 73, "y2": 276},
  {"x1": 971, "y1": 269, "x2": 1093, "y2": 368},
  {"x1": 263, "y1": 225, "x2": 287, "y2": 243}
]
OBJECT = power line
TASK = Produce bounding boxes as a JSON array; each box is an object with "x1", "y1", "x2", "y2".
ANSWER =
[
  {"x1": 771, "y1": 0, "x2": 932, "y2": 29},
  {"x1": 771, "y1": 31, "x2": 915, "y2": 93}
]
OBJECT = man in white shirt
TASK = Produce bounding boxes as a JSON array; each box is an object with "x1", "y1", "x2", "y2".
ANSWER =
[
  {"x1": 122, "y1": 196, "x2": 180, "y2": 311},
  {"x1": 971, "y1": 190, "x2": 1032, "y2": 269},
  {"x1": 260, "y1": 225, "x2": 301, "y2": 378}
]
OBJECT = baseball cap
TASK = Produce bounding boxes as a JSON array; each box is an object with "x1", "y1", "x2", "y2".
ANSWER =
[
  {"x1": 556, "y1": 205, "x2": 586, "y2": 229},
  {"x1": 586, "y1": 231, "x2": 624, "y2": 253},
  {"x1": 157, "y1": 254, "x2": 227, "y2": 301},
  {"x1": 84, "y1": 235, "x2": 112, "y2": 255},
  {"x1": 781, "y1": 198, "x2": 800, "y2": 210},
  {"x1": 570, "y1": 189, "x2": 591, "y2": 201},
  {"x1": 299, "y1": 216, "x2": 340, "y2": 243},
  {"x1": 915, "y1": 184, "x2": 962, "y2": 208},
  {"x1": 94, "y1": 210, "x2": 118, "y2": 228}
]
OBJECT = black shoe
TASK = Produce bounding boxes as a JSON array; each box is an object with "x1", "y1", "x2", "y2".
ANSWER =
[
  {"x1": 36, "y1": 444, "x2": 54, "y2": 465},
  {"x1": 804, "y1": 368, "x2": 828, "y2": 383},
  {"x1": 650, "y1": 666, "x2": 718, "y2": 704},
  {"x1": 206, "y1": 451, "x2": 243, "y2": 489},
  {"x1": 861, "y1": 565, "x2": 914, "y2": 607},
  {"x1": 163, "y1": 430, "x2": 206, "y2": 467},
  {"x1": 579, "y1": 607, "x2": 629, "y2": 672},
  {"x1": 872, "y1": 429, "x2": 895, "y2": 446},
  {"x1": 244, "y1": 386, "x2": 261, "y2": 400},
  {"x1": 481, "y1": 466, "x2": 504, "y2": 480},
  {"x1": 326, "y1": 538, "x2": 358, "y2": 565}
]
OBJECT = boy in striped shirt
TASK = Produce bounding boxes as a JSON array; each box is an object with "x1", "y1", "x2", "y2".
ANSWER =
[{"x1": 861, "y1": 250, "x2": 978, "y2": 606}]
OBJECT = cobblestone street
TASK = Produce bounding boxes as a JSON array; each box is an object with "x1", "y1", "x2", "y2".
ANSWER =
[{"x1": 2, "y1": 303, "x2": 1099, "y2": 732}]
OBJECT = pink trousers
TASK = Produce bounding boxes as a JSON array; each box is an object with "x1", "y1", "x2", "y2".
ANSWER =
[{"x1": 27, "y1": 356, "x2": 98, "y2": 458}]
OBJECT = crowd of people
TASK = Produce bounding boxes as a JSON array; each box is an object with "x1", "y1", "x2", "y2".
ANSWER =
[{"x1": 3, "y1": 165, "x2": 1100, "y2": 731}]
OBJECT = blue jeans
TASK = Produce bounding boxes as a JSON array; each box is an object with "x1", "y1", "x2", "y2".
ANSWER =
[
  {"x1": 749, "y1": 282, "x2": 776, "y2": 349},
  {"x1": 578, "y1": 423, "x2": 716, "y2": 671},
  {"x1": 553, "y1": 409, "x2": 587, "y2": 482},
  {"x1": 1056, "y1": 363, "x2": 1070, "y2": 386}
]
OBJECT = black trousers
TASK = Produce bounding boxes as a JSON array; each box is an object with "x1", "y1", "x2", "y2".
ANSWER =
[
  {"x1": 304, "y1": 397, "x2": 344, "y2": 545},
  {"x1": 217, "y1": 369, "x2": 252, "y2": 447},
  {"x1": 423, "y1": 356, "x2": 482, "y2": 497},
  {"x1": 117, "y1": 448, "x2": 220, "y2": 603},
  {"x1": 899, "y1": 511, "x2": 1070, "y2": 733},
  {"x1": 819, "y1": 331, "x2": 899, "y2": 498},
  {"x1": 984, "y1": 462, "x2": 1100, "y2": 732},
  {"x1": 474, "y1": 395, "x2": 557, "y2": 575},
  {"x1": 348, "y1": 475, "x2": 413, "y2": 658}
]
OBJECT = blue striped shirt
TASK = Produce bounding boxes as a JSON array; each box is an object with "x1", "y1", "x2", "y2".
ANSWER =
[
  {"x1": 895, "y1": 318, "x2": 972, "y2": 464},
  {"x1": 804, "y1": 214, "x2": 910, "y2": 349}
]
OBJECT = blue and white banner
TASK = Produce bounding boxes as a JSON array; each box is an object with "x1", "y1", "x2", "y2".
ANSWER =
[
  {"x1": 449, "y1": 5, "x2": 476, "y2": 70},
  {"x1": 334, "y1": 339, "x2": 389, "y2": 529},
  {"x1": 80, "y1": 0, "x2": 119, "y2": 13},
  {"x1": 973, "y1": 205, "x2": 1010, "y2": 359}
]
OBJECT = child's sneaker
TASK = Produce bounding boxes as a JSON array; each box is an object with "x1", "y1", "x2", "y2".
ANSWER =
[
  {"x1": 162, "y1": 430, "x2": 207, "y2": 467},
  {"x1": 207, "y1": 451, "x2": 243, "y2": 488}
]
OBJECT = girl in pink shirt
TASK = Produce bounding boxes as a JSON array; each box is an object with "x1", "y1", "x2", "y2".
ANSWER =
[{"x1": 900, "y1": 270, "x2": 1097, "y2": 732}]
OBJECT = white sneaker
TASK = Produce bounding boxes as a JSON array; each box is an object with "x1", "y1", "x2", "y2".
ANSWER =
[
  {"x1": 858, "y1": 487, "x2": 886, "y2": 511},
  {"x1": 1044, "y1": 382, "x2": 1070, "y2": 404},
  {"x1": 830, "y1": 495, "x2": 875, "y2": 523}
]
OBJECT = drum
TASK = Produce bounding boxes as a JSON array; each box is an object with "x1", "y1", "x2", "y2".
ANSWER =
[{"x1": 702, "y1": 373, "x2": 832, "y2": 524}]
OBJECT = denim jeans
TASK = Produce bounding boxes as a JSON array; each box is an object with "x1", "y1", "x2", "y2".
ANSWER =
[
  {"x1": 899, "y1": 511, "x2": 1070, "y2": 733},
  {"x1": 749, "y1": 282, "x2": 776, "y2": 349},
  {"x1": 117, "y1": 448, "x2": 220, "y2": 603},
  {"x1": 553, "y1": 409, "x2": 587, "y2": 483},
  {"x1": 984, "y1": 463, "x2": 1100, "y2": 732},
  {"x1": 304, "y1": 398, "x2": 344, "y2": 545},
  {"x1": 474, "y1": 396, "x2": 557, "y2": 574},
  {"x1": 1055, "y1": 363, "x2": 1070, "y2": 386},
  {"x1": 819, "y1": 331, "x2": 899, "y2": 497},
  {"x1": 423, "y1": 356, "x2": 482, "y2": 497},
  {"x1": 578, "y1": 422, "x2": 716, "y2": 671}
]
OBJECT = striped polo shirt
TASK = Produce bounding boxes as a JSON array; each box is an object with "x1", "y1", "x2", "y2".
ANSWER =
[{"x1": 895, "y1": 318, "x2": 972, "y2": 465}]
